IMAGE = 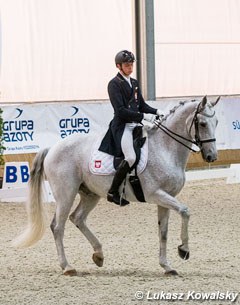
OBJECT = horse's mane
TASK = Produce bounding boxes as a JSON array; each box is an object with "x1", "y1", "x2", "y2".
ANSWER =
[
  {"x1": 147, "y1": 98, "x2": 214, "y2": 136},
  {"x1": 162, "y1": 99, "x2": 197, "y2": 122},
  {"x1": 146, "y1": 100, "x2": 195, "y2": 136},
  {"x1": 161, "y1": 98, "x2": 214, "y2": 123}
]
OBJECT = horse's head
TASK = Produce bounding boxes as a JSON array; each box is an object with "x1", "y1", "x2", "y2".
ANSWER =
[{"x1": 187, "y1": 96, "x2": 220, "y2": 163}]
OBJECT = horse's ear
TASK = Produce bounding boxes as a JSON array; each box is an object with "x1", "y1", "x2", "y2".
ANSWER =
[
  {"x1": 211, "y1": 96, "x2": 221, "y2": 107},
  {"x1": 199, "y1": 95, "x2": 207, "y2": 110}
]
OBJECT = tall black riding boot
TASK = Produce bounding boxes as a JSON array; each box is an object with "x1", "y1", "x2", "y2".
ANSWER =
[{"x1": 107, "y1": 160, "x2": 130, "y2": 206}]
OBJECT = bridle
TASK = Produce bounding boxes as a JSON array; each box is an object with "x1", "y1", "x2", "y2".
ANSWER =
[{"x1": 154, "y1": 102, "x2": 216, "y2": 153}]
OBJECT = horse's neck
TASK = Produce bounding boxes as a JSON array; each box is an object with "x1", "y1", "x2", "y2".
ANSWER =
[{"x1": 150, "y1": 101, "x2": 197, "y2": 169}]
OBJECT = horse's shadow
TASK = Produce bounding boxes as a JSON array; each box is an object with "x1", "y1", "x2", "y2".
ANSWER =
[
  {"x1": 74, "y1": 268, "x2": 227, "y2": 280},
  {"x1": 75, "y1": 268, "x2": 181, "y2": 279}
]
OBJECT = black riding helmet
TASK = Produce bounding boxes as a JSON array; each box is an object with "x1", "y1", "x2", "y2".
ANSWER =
[{"x1": 115, "y1": 50, "x2": 135, "y2": 66}]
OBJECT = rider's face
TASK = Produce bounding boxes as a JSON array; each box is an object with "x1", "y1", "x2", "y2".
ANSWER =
[{"x1": 118, "y1": 62, "x2": 133, "y2": 76}]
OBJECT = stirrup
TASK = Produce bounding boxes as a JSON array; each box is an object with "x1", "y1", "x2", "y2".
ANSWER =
[{"x1": 107, "y1": 192, "x2": 129, "y2": 206}]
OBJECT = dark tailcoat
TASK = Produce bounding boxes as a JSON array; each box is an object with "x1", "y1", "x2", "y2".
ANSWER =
[{"x1": 99, "y1": 73, "x2": 157, "y2": 156}]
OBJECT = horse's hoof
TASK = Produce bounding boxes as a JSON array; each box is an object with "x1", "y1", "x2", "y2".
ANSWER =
[
  {"x1": 178, "y1": 245, "x2": 190, "y2": 260},
  {"x1": 92, "y1": 252, "x2": 104, "y2": 267},
  {"x1": 63, "y1": 267, "x2": 77, "y2": 276},
  {"x1": 165, "y1": 270, "x2": 178, "y2": 276}
]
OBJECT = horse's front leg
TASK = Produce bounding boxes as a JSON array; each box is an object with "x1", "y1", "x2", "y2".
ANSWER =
[
  {"x1": 158, "y1": 206, "x2": 178, "y2": 275},
  {"x1": 178, "y1": 206, "x2": 190, "y2": 260},
  {"x1": 150, "y1": 189, "x2": 190, "y2": 273}
]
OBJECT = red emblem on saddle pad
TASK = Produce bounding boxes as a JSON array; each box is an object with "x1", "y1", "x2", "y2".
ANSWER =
[{"x1": 95, "y1": 160, "x2": 102, "y2": 168}]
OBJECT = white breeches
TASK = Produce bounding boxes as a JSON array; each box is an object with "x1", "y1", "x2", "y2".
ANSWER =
[{"x1": 121, "y1": 123, "x2": 140, "y2": 167}]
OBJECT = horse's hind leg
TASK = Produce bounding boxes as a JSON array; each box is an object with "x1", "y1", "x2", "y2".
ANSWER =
[
  {"x1": 50, "y1": 187, "x2": 79, "y2": 276},
  {"x1": 69, "y1": 186, "x2": 103, "y2": 267}
]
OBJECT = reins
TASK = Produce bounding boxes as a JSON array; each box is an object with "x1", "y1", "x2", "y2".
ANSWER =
[
  {"x1": 154, "y1": 120, "x2": 199, "y2": 152},
  {"x1": 154, "y1": 102, "x2": 216, "y2": 153}
]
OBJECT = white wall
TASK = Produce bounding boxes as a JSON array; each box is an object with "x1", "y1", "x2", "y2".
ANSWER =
[
  {"x1": 1, "y1": 0, "x2": 240, "y2": 102},
  {"x1": 0, "y1": 0, "x2": 134, "y2": 102},
  {"x1": 154, "y1": 0, "x2": 240, "y2": 97}
]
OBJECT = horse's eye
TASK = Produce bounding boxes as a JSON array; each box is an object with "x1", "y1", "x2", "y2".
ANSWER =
[{"x1": 200, "y1": 122, "x2": 207, "y2": 128}]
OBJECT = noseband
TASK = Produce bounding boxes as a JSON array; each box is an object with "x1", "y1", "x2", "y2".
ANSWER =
[{"x1": 154, "y1": 102, "x2": 216, "y2": 153}]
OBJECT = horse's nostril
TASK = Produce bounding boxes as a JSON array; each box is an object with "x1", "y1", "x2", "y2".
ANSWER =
[
  {"x1": 206, "y1": 154, "x2": 217, "y2": 162},
  {"x1": 206, "y1": 155, "x2": 213, "y2": 162}
]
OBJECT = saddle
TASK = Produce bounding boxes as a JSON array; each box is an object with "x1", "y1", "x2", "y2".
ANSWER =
[{"x1": 89, "y1": 126, "x2": 147, "y2": 202}]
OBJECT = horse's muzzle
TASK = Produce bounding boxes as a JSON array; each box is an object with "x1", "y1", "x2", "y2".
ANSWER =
[{"x1": 204, "y1": 153, "x2": 218, "y2": 163}]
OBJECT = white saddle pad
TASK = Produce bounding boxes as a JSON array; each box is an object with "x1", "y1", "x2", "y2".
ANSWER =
[{"x1": 89, "y1": 138, "x2": 148, "y2": 175}]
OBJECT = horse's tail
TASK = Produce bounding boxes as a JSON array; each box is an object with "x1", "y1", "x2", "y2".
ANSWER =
[{"x1": 12, "y1": 148, "x2": 50, "y2": 248}]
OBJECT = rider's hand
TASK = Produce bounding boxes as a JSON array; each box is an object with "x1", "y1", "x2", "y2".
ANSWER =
[
  {"x1": 156, "y1": 109, "x2": 164, "y2": 122},
  {"x1": 143, "y1": 113, "x2": 156, "y2": 123}
]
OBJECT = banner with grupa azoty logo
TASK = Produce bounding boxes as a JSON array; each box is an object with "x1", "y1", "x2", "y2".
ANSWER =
[
  {"x1": 2, "y1": 107, "x2": 40, "y2": 153},
  {"x1": 1, "y1": 102, "x2": 113, "y2": 155},
  {"x1": 2, "y1": 97, "x2": 239, "y2": 155},
  {"x1": 58, "y1": 106, "x2": 90, "y2": 138}
]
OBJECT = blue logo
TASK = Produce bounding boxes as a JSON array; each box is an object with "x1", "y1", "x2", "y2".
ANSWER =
[
  {"x1": 5, "y1": 165, "x2": 29, "y2": 183},
  {"x1": 59, "y1": 106, "x2": 90, "y2": 138},
  {"x1": 3, "y1": 108, "x2": 34, "y2": 143},
  {"x1": 15, "y1": 108, "x2": 24, "y2": 118},
  {"x1": 71, "y1": 106, "x2": 79, "y2": 116},
  {"x1": 232, "y1": 120, "x2": 240, "y2": 130}
]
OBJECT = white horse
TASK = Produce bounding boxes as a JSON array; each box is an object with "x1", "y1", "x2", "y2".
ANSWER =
[{"x1": 13, "y1": 96, "x2": 220, "y2": 276}]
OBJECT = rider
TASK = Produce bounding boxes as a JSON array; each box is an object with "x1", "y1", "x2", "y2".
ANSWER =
[{"x1": 99, "y1": 50, "x2": 163, "y2": 206}]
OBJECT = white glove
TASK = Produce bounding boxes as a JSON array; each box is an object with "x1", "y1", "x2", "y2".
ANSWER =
[
  {"x1": 156, "y1": 109, "x2": 163, "y2": 116},
  {"x1": 156, "y1": 109, "x2": 165, "y2": 122},
  {"x1": 143, "y1": 113, "x2": 156, "y2": 123}
]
